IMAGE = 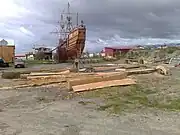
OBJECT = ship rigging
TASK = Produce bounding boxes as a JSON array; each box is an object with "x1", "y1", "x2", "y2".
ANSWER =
[{"x1": 51, "y1": 2, "x2": 86, "y2": 62}]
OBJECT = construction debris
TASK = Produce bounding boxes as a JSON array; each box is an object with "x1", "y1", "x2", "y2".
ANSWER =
[
  {"x1": 155, "y1": 65, "x2": 170, "y2": 75},
  {"x1": 125, "y1": 59, "x2": 139, "y2": 64},
  {"x1": 20, "y1": 74, "x2": 29, "y2": 79},
  {"x1": 154, "y1": 58, "x2": 170, "y2": 63},
  {"x1": 118, "y1": 64, "x2": 147, "y2": 69},
  {"x1": 127, "y1": 68, "x2": 156, "y2": 75},
  {"x1": 138, "y1": 57, "x2": 145, "y2": 64},
  {"x1": 78, "y1": 67, "x2": 95, "y2": 72}
]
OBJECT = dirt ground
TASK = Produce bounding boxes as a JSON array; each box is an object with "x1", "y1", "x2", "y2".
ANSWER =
[
  {"x1": 1, "y1": 64, "x2": 180, "y2": 134},
  {"x1": 1, "y1": 87, "x2": 180, "y2": 135}
]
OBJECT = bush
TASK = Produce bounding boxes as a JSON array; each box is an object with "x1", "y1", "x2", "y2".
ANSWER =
[
  {"x1": 166, "y1": 47, "x2": 178, "y2": 54},
  {"x1": 34, "y1": 52, "x2": 46, "y2": 60},
  {"x1": 2, "y1": 72, "x2": 21, "y2": 79}
]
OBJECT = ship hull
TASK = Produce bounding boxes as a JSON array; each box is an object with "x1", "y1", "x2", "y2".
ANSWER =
[{"x1": 56, "y1": 26, "x2": 86, "y2": 62}]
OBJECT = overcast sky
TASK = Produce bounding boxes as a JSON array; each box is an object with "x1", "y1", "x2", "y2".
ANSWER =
[{"x1": 1, "y1": 0, "x2": 180, "y2": 53}]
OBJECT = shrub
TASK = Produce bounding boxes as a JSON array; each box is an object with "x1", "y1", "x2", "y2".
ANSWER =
[{"x1": 2, "y1": 72, "x2": 21, "y2": 79}]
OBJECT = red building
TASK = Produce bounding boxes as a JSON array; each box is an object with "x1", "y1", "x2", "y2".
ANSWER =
[
  {"x1": 104, "y1": 46, "x2": 133, "y2": 57},
  {"x1": 15, "y1": 54, "x2": 26, "y2": 60}
]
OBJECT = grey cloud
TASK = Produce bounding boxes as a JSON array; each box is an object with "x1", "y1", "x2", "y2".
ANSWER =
[
  {"x1": 76, "y1": 0, "x2": 180, "y2": 39},
  {"x1": 1, "y1": 0, "x2": 180, "y2": 53}
]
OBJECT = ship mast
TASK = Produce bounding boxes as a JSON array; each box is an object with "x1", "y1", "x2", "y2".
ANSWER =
[
  {"x1": 59, "y1": 13, "x2": 66, "y2": 40},
  {"x1": 58, "y1": 2, "x2": 74, "y2": 40},
  {"x1": 51, "y1": 2, "x2": 79, "y2": 43},
  {"x1": 66, "y1": 2, "x2": 73, "y2": 32}
]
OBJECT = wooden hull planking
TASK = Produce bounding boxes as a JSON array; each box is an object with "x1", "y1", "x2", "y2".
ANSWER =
[{"x1": 56, "y1": 26, "x2": 86, "y2": 61}]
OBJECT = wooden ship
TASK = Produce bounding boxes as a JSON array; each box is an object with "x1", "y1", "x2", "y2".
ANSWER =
[{"x1": 52, "y1": 2, "x2": 86, "y2": 62}]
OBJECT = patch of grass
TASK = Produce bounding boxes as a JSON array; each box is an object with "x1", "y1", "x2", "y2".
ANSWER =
[
  {"x1": 97, "y1": 97, "x2": 130, "y2": 114},
  {"x1": 155, "y1": 98, "x2": 180, "y2": 111},
  {"x1": 80, "y1": 84, "x2": 180, "y2": 114},
  {"x1": 97, "y1": 85, "x2": 151, "y2": 113},
  {"x1": 25, "y1": 60, "x2": 54, "y2": 66}
]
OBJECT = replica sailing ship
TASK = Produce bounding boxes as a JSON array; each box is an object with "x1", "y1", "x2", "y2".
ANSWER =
[{"x1": 52, "y1": 2, "x2": 86, "y2": 62}]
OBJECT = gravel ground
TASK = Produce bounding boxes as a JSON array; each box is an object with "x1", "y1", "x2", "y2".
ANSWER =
[
  {"x1": 0, "y1": 64, "x2": 180, "y2": 135},
  {"x1": 0, "y1": 63, "x2": 73, "y2": 73},
  {"x1": 0, "y1": 84, "x2": 180, "y2": 135}
]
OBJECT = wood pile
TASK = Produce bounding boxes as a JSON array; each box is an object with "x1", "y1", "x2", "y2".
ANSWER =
[
  {"x1": 67, "y1": 72, "x2": 127, "y2": 87},
  {"x1": 67, "y1": 72, "x2": 136, "y2": 92},
  {"x1": 3, "y1": 64, "x2": 169, "y2": 92}
]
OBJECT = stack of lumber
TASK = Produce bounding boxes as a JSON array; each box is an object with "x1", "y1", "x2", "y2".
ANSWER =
[
  {"x1": 67, "y1": 72, "x2": 136, "y2": 92},
  {"x1": 16, "y1": 65, "x2": 169, "y2": 91}
]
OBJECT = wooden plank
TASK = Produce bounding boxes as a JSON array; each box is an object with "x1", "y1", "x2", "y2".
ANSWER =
[
  {"x1": 29, "y1": 70, "x2": 70, "y2": 76},
  {"x1": 0, "y1": 79, "x2": 66, "y2": 90},
  {"x1": 118, "y1": 64, "x2": 147, "y2": 69},
  {"x1": 127, "y1": 68, "x2": 155, "y2": 75},
  {"x1": 95, "y1": 72, "x2": 120, "y2": 76},
  {"x1": 115, "y1": 68, "x2": 126, "y2": 72},
  {"x1": 93, "y1": 66, "x2": 117, "y2": 71},
  {"x1": 67, "y1": 72, "x2": 127, "y2": 90},
  {"x1": 72, "y1": 78, "x2": 136, "y2": 92},
  {"x1": 119, "y1": 65, "x2": 140, "y2": 69},
  {"x1": 27, "y1": 75, "x2": 66, "y2": 80},
  {"x1": 27, "y1": 72, "x2": 96, "y2": 80}
]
